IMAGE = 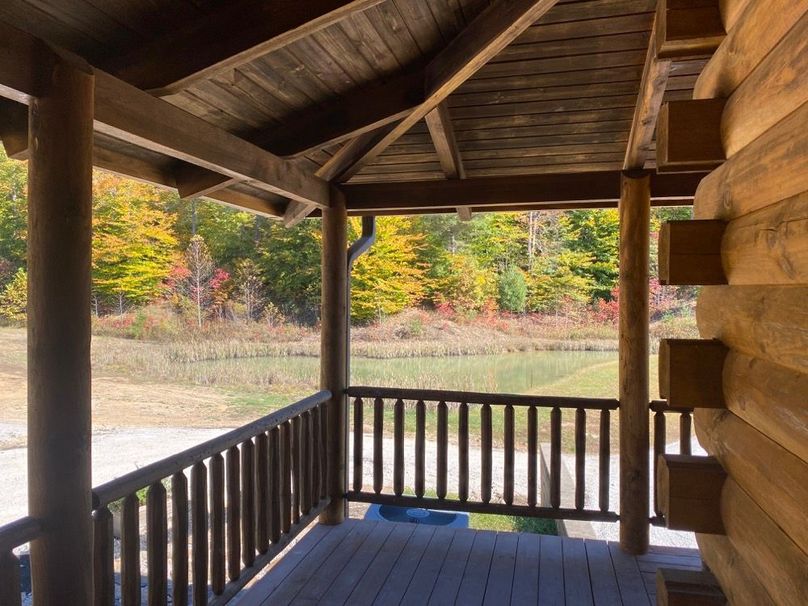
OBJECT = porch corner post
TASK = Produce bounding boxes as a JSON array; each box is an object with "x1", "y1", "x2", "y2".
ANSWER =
[
  {"x1": 320, "y1": 187, "x2": 348, "y2": 525},
  {"x1": 27, "y1": 54, "x2": 95, "y2": 603},
  {"x1": 618, "y1": 170, "x2": 651, "y2": 555}
]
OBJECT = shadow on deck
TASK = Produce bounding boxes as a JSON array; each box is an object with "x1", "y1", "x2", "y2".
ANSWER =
[{"x1": 235, "y1": 519, "x2": 701, "y2": 606}]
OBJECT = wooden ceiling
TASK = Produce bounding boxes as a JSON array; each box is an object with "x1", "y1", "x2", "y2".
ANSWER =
[{"x1": 0, "y1": 0, "x2": 703, "y2": 218}]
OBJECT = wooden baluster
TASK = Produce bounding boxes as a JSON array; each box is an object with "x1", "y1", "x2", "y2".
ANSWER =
[
  {"x1": 353, "y1": 397, "x2": 363, "y2": 492},
  {"x1": 268, "y1": 427, "x2": 281, "y2": 543},
  {"x1": 171, "y1": 472, "x2": 189, "y2": 606},
  {"x1": 290, "y1": 416, "x2": 301, "y2": 524},
  {"x1": 191, "y1": 462, "x2": 208, "y2": 606},
  {"x1": 550, "y1": 407, "x2": 561, "y2": 509},
  {"x1": 415, "y1": 400, "x2": 426, "y2": 498},
  {"x1": 241, "y1": 440, "x2": 255, "y2": 567},
  {"x1": 93, "y1": 507, "x2": 115, "y2": 606},
  {"x1": 319, "y1": 403, "x2": 328, "y2": 500},
  {"x1": 373, "y1": 397, "x2": 384, "y2": 494},
  {"x1": 209, "y1": 454, "x2": 225, "y2": 595},
  {"x1": 255, "y1": 433, "x2": 269, "y2": 553},
  {"x1": 599, "y1": 410, "x2": 611, "y2": 513},
  {"x1": 680, "y1": 411, "x2": 692, "y2": 455},
  {"x1": 0, "y1": 550, "x2": 21, "y2": 606},
  {"x1": 575, "y1": 408, "x2": 586, "y2": 510},
  {"x1": 281, "y1": 422, "x2": 292, "y2": 533},
  {"x1": 225, "y1": 446, "x2": 241, "y2": 582},
  {"x1": 147, "y1": 482, "x2": 168, "y2": 605},
  {"x1": 481, "y1": 404, "x2": 492, "y2": 504},
  {"x1": 437, "y1": 401, "x2": 449, "y2": 500},
  {"x1": 504, "y1": 404, "x2": 515, "y2": 505},
  {"x1": 301, "y1": 412, "x2": 312, "y2": 515},
  {"x1": 459, "y1": 403, "x2": 469, "y2": 502},
  {"x1": 527, "y1": 406, "x2": 537, "y2": 508},
  {"x1": 394, "y1": 399, "x2": 405, "y2": 496},
  {"x1": 311, "y1": 407, "x2": 322, "y2": 502},
  {"x1": 122, "y1": 493, "x2": 141, "y2": 606},
  {"x1": 653, "y1": 410, "x2": 666, "y2": 518}
]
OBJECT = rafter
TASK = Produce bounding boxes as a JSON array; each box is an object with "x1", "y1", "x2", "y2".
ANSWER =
[
  {"x1": 424, "y1": 101, "x2": 471, "y2": 220},
  {"x1": 106, "y1": 0, "x2": 384, "y2": 96},
  {"x1": 624, "y1": 16, "x2": 672, "y2": 170}
]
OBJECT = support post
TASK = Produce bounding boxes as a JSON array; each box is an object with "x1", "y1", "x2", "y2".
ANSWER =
[
  {"x1": 319, "y1": 188, "x2": 348, "y2": 524},
  {"x1": 619, "y1": 170, "x2": 651, "y2": 554},
  {"x1": 27, "y1": 55, "x2": 95, "y2": 603}
]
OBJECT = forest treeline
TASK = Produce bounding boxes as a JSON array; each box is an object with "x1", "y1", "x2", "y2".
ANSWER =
[{"x1": 0, "y1": 148, "x2": 693, "y2": 327}]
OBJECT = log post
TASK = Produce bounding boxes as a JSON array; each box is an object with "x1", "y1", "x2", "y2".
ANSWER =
[
  {"x1": 27, "y1": 54, "x2": 95, "y2": 604},
  {"x1": 320, "y1": 188, "x2": 348, "y2": 524},
  {"x1": 619, "y1": 170, "x2": 651, "y2": 554}
]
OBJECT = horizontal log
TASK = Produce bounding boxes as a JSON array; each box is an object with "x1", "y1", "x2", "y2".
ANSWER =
[
  {"x1": 0, "y1": 516, "x2": 42, "y2": 552},
  {"x1": 695, "y1": 408, "x2": 808, "y2": 554},
  {"x1": 656, "y1": 0, "x2": 725, "y2": 60},
  {"x1": 721, "y1": 192, "x2": 808, "y2": 285},
  {"x1": 696, "y1": 534, "x2": 776, "y2": 606},
  {"x1": 719, "y1": 478, "x2": 808, "y2": 606},
  {"x1": 694, "y1": 0, "x2": 808, "y2": 99},
  {"x1": 658, "y1": 220, "x2": 726, "y2": 285},
  {"x1": 659, "y1": 339, "x2": 727, "y2": 408},
  {"x1": 656, "y1": 568, "x2": 725, "y2": 606},
  {"x1": 346, "y1": 386, "x2": 618, "y2": 410},
  {"x1": 657, "y1": 99, "x2": 726, "y2": 172},
  {"x1": 722, "y1": 352, "x2": 808, "y2": 463},
  {"x1": 697, "y1": 286, "x2": 808, "y2": 373},
  {"x1": 721, "y1": 12, "x2": 808, "y2": 157},
  {"x1": 657, "y1": 454, "x2": 725, "y2": 533},
  {"x1": 718, "y1": 0, "x2": 752, "y2": 31},
  {"x1": 694, "y1": 102, "x2": 808, "y2": 220}
]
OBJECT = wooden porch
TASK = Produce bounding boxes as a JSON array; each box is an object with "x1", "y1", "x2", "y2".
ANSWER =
[{"x1": 237, "y1": 519, "x2": 701, "y2": 606}]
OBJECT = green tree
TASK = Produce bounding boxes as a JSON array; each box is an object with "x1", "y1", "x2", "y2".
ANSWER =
[
  {"x1": 433, "y1": 253, "x2": 497, "y2": 314},
  {"x1": 467, "y1": 213, "x2": 527, "y2": 269},
  {"x1": 526, "y1": 252, "x2": 595, "y2": 312},
  {"x1": 560, "y1": 210, "x2": 619, "y2": 300},
  {"x1": 498, "y1": 265, "x2": 527, "y2": 313},
  {"x1": 0, "y1": 148, "x2": 28, "y2": 281},
  {"x1": 0, "y1": 268, "x2": 26, "y2": 323},
  {"x1": 92, "y1": 174, "x2": 178, "y2": 313}
]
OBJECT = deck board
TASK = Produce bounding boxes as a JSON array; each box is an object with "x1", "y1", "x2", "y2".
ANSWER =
[{"x1": 238, "y1": 520, "x2": 701, "y2": 605}]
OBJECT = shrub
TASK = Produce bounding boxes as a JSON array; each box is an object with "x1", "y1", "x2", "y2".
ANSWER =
[
  {"x1": 0, "y1": 268, "x2": 26, "y2": 324},
  {"x1": 497, "y1": 265, "x2": 527, "y2": 313}
]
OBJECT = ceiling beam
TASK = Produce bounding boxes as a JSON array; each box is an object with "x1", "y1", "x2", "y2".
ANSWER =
[
  {"x1": 106, "y1": 0, "x2": 384, "y2": 96},
  {"x1": 624, "y1": 16, "x2": 673, "y2": 170},
  {"x1": 340, "y1": 172, "x2": 703, "y2": 213},
  {"x1": 0, "y1": 98, "x2": 28, "y2": 158},
  {"x1": 337, "y1": 0, "x2": 562, "y2": 182},
  {"x1": 424, "y1": 101, "x2": 471, "y2": 220}
]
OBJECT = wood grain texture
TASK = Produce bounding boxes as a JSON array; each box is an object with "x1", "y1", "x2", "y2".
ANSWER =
[
  {"x1": 657, "y1": 454, "x2": 725, "y2": 533},
  {"x1": 656, "y1": 0, "x2": 725, "y2": 60},
  {"x1": 659, "y1": 339, "x2": 728, "y2": 408},
  {"x1": 659, "y1": 220, "x2": 726, "y2": 286},
  {"x1": 656, "y1": 99, "x2": 726, "y2": 172},
  {"x1": 696, "y1": 534, "x2": 776, "y2": 606}
]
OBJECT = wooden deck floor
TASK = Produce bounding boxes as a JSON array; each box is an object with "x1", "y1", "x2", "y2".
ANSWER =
[{"x1": 236, "y1": 519, "x2": 701, "y2": 606}]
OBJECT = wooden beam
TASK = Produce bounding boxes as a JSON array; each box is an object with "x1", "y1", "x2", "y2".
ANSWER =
[
  {"x1": 619, "y1": 171, "x2": 651, "y2": 555},
  {"x1": 341, "y1": 171, "x2": 702, "y2": 212},
  {"x1": 656, "y1": 567, "x2": 725, "y2": 606},
  {"x1": 0, "y1": 98, "x2": 28, "y2": 158},
  {"x1": 0, "y1": 21, "x2": 329, "y2": 209},
  {"x1": 659, "y1": 339, "x2": 728, "y2": 408},
  {"x1": 623, "y1": 16, "x2": 672, "y2": 170},
  {"x1": 337, "y1": 0, "x2": 562, "y2": 181},
  {"x1": 424, "y1": 102, "x2": 471, "y2": 220},
  {"x1": 657, "y1": 99, "x2": 726, "y2": 172},
  {"x1": 107, "y1": 0, "x2": 384, "y2": 95},
  {"x1": 657, "y1": 455, "x2": 726, "y2": 533},
  {"x1": 656, "y1": 0, "x2": 726, "y2": 60},
  {"x1": 658, "y1": 219, "x2": 726, "y2": 285}
]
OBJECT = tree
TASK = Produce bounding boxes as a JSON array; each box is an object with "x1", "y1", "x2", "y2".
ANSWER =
[
  {"x1": 560, "y1": 209, "x2": 620, "y2": 301},
  {"x1": 92, "y1": 174, "x2": 178, "y2": 313},
  {"x1": 185, "y1": 235, "x2": 215, "y2": 327},
  {"x1": 0, "y1": 148, "x2": 28, "y2": 280},
  {"x1": 0, "y1": 268, "x2": 26, "y2": 323},
  {"x1": 234, "y1": 258, "x2": 264, "y2": 321},
  {"x1": 467, "y1": 212, "x2": 527, "y2": 269},
  {"x1": 433, "y1": 253, "x2": 497, "y2": 314},
  {"x1": 498, "y1": 265, "x2": 528, "y2": 313}
]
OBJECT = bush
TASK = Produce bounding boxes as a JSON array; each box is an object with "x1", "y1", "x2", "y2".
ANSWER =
[
  {"x1": 0, "y1": 268, "x2": 26, "y2": 324},
  {"x1": 433, "y1": 253, "x2": 497, "y2": 314},
  {"x1": 497, "y1": 265, "x2": 527, "y2": 313}
]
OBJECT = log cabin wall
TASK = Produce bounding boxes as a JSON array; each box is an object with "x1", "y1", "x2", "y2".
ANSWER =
[{"x1": 660, "y1": 2, "x2": 808, "y2": 604}]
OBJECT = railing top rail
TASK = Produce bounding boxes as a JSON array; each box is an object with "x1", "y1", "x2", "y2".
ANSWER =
[
  {"x1": 347, "y1": 386, "x2": 619, "y2": 410},
  {"x1": 0, "y1": 515, "x2": 42, "y2": 552},
  {"x1": 92, "y1": 390, "x2": 331, "y2": 508},
  {"x1": 649, "y1": 399, "x2": 694, "y2": 413}
]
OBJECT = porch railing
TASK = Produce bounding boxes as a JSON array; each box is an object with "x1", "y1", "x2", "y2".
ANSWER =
[
  {"x1": 0, "y1": 516, "x2": 42, "y2": 606},
  {"x1": 345, "y1": 386, "x2": 620, "y2": 523},
  {"x1": 649, "y1": 399, "x2": 695, "y2": 526}
]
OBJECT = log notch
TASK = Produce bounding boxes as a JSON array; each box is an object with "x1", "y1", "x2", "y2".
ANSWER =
[
  {"x1": 656, "y1": 568, "x2": 725, "y2": 606},
  {"x1": 320, "y1": 187, "x2": 348, "y2": 524},
  {"x1": 658, "y1": 220, "x2": 726, "y2": 284},
  {"x1": 27, "y1": 53, "x2": 95, "y2": 604},
  {"x1": 656, "y1": 455, "x2": 725, "y2": 533},
  {"x1": 656, "y1": 99, "x2": 726, "y2": 172},
  {"x1": 618, "y1": 170, "x2": 650, "y2": 554},
  {"x1": 659, "y1": 339, "x2": 727, "y2": 408},
  {"x1": 656, "y1": 0, "x2": 726, "y2": 60}
]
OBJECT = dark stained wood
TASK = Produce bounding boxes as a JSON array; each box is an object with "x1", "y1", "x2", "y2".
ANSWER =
[
  {"x1": 456, "y1": 530, "x2": 496, "y2": 604},
  {"x1": 121, "y1": 494, "x2": 141, "y2": 606},
  {"x1": 550, "y1": 407, "x2": 562, "y2": 509},
  {"x1": 437, "y1": 401, "x2": 449, "y2": 500},
  {"x1": 425, "y1": 101, "x2": 465, "y2": 180},
  {"x1": 209, "y1": 454, "x2": 225, "y2": 595},
  {"x1": 458, "y1": 402, "x2": 469, "y2": 502},
  {"x1": 93, "y1": 507, "x2": 115, "y2": 606},
  {"x1": 656, "y1": 567, "x2": 725, "y2": 606},
  {"x1": 599, "y1": 410, "x2": 611, "y2": 513},
  {"x1": 0, "y1": 550, "x2": 21, "y2": 606},
  {"x1": 373, "y1": 397, "x2": 384, "y2": 495},
  {"x1": 653, "y1": 410, "x2": 666, "y2": 518},
  {"x1": 680, "y1": 412, "x2": 692, "y2": 455},
  {"x1": 290, "y1": 416, "x2": 301, "y2": 525},
  {"x1": 416, "y1": 399, "x2": 426, "y2": 498},
  {"x1": 481, "y1": 404, "x2": 492, "y2": 504},
  {"x1": 281, "y1": 422, "x2": 292, "y2": 533},
  {"x1": 538, "y1": 535, "x2": 564, "y2": 603},
  {"x1": 562, "y1": 537, "x2": 593, "y2": 605},
  {"x1": 504, "y1": 404, "x2": 515, "y2": 505},
  {"x1": 268, "y1": 427, "x2": 281, "y2": 544},
  {"x1": 657, "y1": 454, "x2": 726, "y2": 533},
  {"x1": 659, "y1": 339, "x2": 728, "y2": 408},
  {"x1": 225, "y1": 446, "x2": 241, "y2": 581},
  {"x1": 574, "y1": 408, "x2": 586, "y2": 510},
  {"x1": 108, "y1": 1, "x2": 385, "y2": 94},
  {"x1": 0, "y1": 98, "x2": 28, "y2": 159},
  {"x1": 657, "y1": 99, "x2": 726, "y2": 172},
  {"x1": 511, "y1": 534, "x2": 540, "y2": 604},
  {"x1": 483, "y1": 532, "x2": 519, "y2": 605},
  {"x1": 527, "y1": 406, "x2": 537, "y2": 507},
  {"x1": 656, "y1": 0, "x2": 725, "y2": 59},
  {"x1": 190, "y1": 462, "x2": 208, "y2": 606},
  {"x1": 298, "y1": 415, "x2": 311, "y2": 516},
  {"x1": 659, "y1": 220, "x2": 726, "y2": 285},
  {"x1": 147, "y1": 482, "x2": 168, "y2": 606},
  {"x1": 353, "y1": 397, "x2": 364, "y2": 492},
  {"x1": 394, "y1": 398, "x2": 405, "y2": 496},
  {"x1": 241, "y1": 439, "x2": 256, "y2": 567},
  {"x1": 171, "y1": 472, "x2": 189, "y2": 606}
]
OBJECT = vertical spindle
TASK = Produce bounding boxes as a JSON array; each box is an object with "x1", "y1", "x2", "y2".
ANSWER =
[
  {"x1": 226, "y1": 446, "x2": 241, "y2": 582},
  {"x1": 255, "y1": 433, "x2": 269, "y2": 552},
  {"x1": 191, "y1": 462, "x2": 208, "y2": 606},
  {"x1": 353, "y1": 398, "x2": 363, "y2": 492},
  {"x1": 209, "y1": 454, "x2": 225, "y2": 595},
  {"x1": 481, "y1": 404, "x2": 492, "y2": 504},
  {"x1": 415, "y1": 400, "x2": 426, "y2": 498},
  {"x1": 241, "y1": 440, "x2": 255, "y2": 566},
  {"x1": 527, "y1": 406, "x2": 537, "y2": 508},
  {"x1": 373, "y1": 397, "x2": 384, "y2": 494},
  {"x1": 437, "y1": 401, "x2": 448, "y2": 500},
  {"x1": 599, "y1": 410, "x2": 610, "y2": 513},
  {"x1": 171, "y1": 472, "x2": 189, "y2": 606},
  {"x1": 281, "y1": 422, "x2": 292, "y2": 533},
  {"x1": 680, "y1": 411, "x2": 692, "y2": 455},
  {"x1": 394, "y1": 399, "x2": 405, "y2": 496},
  {"x1": 653, "y1": 410, "x2": 666, "y2": 518},
  {"x1": 93, "y1": 507, "x2": 115, "y2": 606},
  {"x1": 268, "y1": 427, "x2": 281, "y2": 543},
  {"x1": 122, "y1": 493, "x2": 141, "y2": 606},
  {"x1": 504, "y1": 404, "x2": 514, "y2": 505},
  {"x1": 291, "y1": 416, "x2": 301, "y2": 524},
  {"x1": 550, "y1": 407, "x2": 561, "y2": 509},
  {"x1": 575, "y1": 408, "x2": 586, "y2": 510},
  {"x1": 459, "y1": 403, "x2": 469, "y2": 502},
  {"x1": 147, "y1": 482, "x2": 168, "y2": 605}
]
